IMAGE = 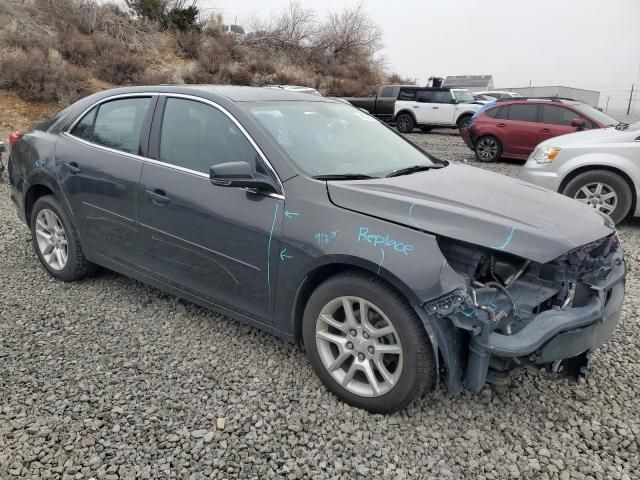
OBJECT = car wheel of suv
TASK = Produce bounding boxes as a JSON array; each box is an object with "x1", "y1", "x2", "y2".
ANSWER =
[
  {"x1": 457, "y1": 115, "x2": 472, "y2": 130},
  {"x1": 475, "y1": 136, "x2": 502, "y2": 162},
  {"x1": 562, "y1": 170, "x2": 632, "y2": 224},
  {"x1": 30, "y1": 195, "x2": 95, "y2": 281},
  {"x1": 396, "y1": 113, "x2": 415, "y2": 133},
  {"x1": 302, "y1": 271, "x2": 436, "y2": 413}
]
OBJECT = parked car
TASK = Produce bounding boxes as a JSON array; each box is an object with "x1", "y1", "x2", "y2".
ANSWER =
[
  {"x1": 394, "y1": 87, "x2": 483, "y2": 133},
  {"x1": 461, "y1": 98, "x2": 620, "y2": 163},
  {"x1": 475, "y1": 90, "x2": 522, "y2": 100},
  {"x1": 522, "y1": 121, "x2": 640, "y2": 224},
  {"x1": 8, "y1": 86, "x2": 625, "y2": 413},
  {"x1": 264, "y1": 85, "x2": 322, "y2": 96},
  {"x1": 340, "y1": 85, "x2": 408, "y2": 122},
  {"x1": 473, "y1": 93, "x2": 498, "y2": 103}
]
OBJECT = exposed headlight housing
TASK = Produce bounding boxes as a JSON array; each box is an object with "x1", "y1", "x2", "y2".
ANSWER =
[{"x1": 531, "y1": 147, "x2": 561, "y2": 164}]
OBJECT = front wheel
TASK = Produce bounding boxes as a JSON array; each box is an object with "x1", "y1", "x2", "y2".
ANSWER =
[
  {"x1": 302, "y1": 271, "x2": 436, "y2": 413},
  {"x1": 457, "y1": 115, "x2": 472, "y2": 130},
  {"x1": 396, "y1": 113, "x2": 415, "y2": 133},
  {"x1": 562, "y1": 170, "x2": 632, "y2": 224}
]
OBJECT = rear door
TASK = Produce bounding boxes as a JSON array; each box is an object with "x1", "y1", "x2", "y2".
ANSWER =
[
  {"x1": 539, "y1": 104, "x2": 592, "y2": 142},
  {"x1": 137, "y1": 96, "x2": 284, "y2": 324},
  {"x1": 55, "y1": 95, "x2": 155, "y2": 266},
  {"x1": 500, "y1": 104, "x2": 542, "y2": 158},
  {"x1": 375, "y1": 86, "x2": 398, "y2": 117}
]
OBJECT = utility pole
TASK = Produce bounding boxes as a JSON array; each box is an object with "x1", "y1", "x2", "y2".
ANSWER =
[
  {"x1": 606, "y1": 96, "x2": 610, "y2": 112},
  {"x1": 627, "y1": 84, "x2": 634, "y2": 116}
]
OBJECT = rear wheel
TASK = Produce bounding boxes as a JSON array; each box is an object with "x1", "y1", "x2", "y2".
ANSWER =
[
  {"x1": 457, "y1": 115, "x2": 472, "y2": 130},
  {"x1": 302, "y1": 271, "x2": 436, "y2": 413},
  {"x1": 30, "y1": 195, "x2": 95, "y2": 281},
  {"x1": 475, "y1": 135, "x2": 502, "y2": 162},
  {"x1": 562, "y1": 170, "x2": 632, "y2": 224},
  {"x1": 396, "y1": 113, "x2": 415, "y2": 133}
]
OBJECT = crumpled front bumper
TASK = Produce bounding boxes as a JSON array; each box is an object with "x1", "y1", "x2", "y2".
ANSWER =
[{"x1": 464, "y1": 258, "x2": 625, "y2": 392}]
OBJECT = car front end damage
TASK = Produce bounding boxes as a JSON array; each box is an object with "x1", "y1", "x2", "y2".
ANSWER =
[{"x1": 426, "y1": 233, "x2": 625, "y2": 393}]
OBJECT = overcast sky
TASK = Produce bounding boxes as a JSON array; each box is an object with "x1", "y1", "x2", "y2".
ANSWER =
[{"x1": 199, "y1": 0, "x2": 640, "y2": 113}]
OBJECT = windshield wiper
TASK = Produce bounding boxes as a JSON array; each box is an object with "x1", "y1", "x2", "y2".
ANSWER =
[
  {"x1": 615, "y1": 122, "x2": 630, "y2": 130},
  {"x1": 312, "y1": 173, "x2": 378, "y2": 180},
  {"x1": 386, "y1": 164, "x2": 444, "y2": 178}
]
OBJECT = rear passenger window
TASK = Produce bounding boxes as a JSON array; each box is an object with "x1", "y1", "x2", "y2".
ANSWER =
[
  {"x1": 70, "y1": 107, "x2": 97, "y2": 141},
  {"x1": 398, "y1": 89, "x2": 416, "y2": 101},
  {"x1": 159, "y1": 98, "x2": 262, "y2": 175},
  {"x1": 415, "y1": 90, "x2": 433, "y2": 103},
  {"x1": 507, "y1": 104, "x2": 538, "y2": 122},
  {"x1": 92, "y1": 98, "x2": 151, "y2": 154}
]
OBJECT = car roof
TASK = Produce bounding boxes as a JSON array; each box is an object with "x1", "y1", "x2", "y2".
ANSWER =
[
  {"x1": 85, "y1": 85, "x2": 336, "y2": 103},
  {"x1": 491, "y1": 97, "x2": 579, "y2": 106}
]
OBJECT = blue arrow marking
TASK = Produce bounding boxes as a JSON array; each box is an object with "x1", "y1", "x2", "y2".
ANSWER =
[
  {"x1": 284, "y1": 210, "x2": 299, "y2": 219},
  {"x1": 280, "y1": 248, "x2": 293, "y2": 262}
]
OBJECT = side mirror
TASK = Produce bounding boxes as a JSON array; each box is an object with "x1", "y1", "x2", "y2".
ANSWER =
[
  {"x1": 449, "y1": 98, "x2": 458, "y2": 104},
  {"x1": 571, "y1": 118, "x2": 586, "y2": 130},
  {"x1": 210, "y1": 161, "x2": 277, "y2": 194}
]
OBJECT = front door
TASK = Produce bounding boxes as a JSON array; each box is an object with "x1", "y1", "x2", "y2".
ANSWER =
[
  {"x1": 429, "y1": 90, "x2": 457, "y2": 124},
  {"x1": 539, "y1": 104, "x2": 586, "y2": 143},
  {"x1": 138, "y1": 96, "x2": 283, "y2": 324},
  {"x1": 55, "y1": 96, "x2": 154, "y2": 266}
]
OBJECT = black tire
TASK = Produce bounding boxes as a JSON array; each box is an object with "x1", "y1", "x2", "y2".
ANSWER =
[
  {"x1": 30, "y1": 195, "x2": 95, "y2": 282},
  {"x1": 562, "y1": 170, "x2": 632, "y2": 224},
  {"x1": 396, "y1": 113, "x2": 415, "y2": 133},
  {"x1": 475, "y1": 135, "x2": 502, "y2": 163},
  {"x1": 419, "y1": 126, "x2": 433, "y2": 133},
  {"x1": 457, "y1": 115, "x2": 472, "y2": 130},
  {"x1": 302, "y1": 271, "x2": 436, "y2": 413}
]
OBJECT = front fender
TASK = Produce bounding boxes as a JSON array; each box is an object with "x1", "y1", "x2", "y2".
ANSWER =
[{"x1": 558, "y1": 152, "x2": 639, "y2": 189}]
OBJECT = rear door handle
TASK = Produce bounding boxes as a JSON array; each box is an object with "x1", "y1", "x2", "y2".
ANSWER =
[
  {"x1": 64, "y1": 162, "x2": 80, "y2": 174},
  {"x1": 540, "y1": 128, "x2": 551, "y2": 133},
  {"x1": 496, "y1": 123, "x2": 506, "y2": 127},
  {"x1": 145, "y1": 189, "x2": 171, "y2": 205},
  {"x1": 432, "y1": 106, "x2": 439, "y2": 109}
]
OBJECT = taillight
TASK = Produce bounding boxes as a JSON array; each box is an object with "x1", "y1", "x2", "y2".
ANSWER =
[{"x1": 8, "y1": 131, "x2": 22, "y2": 150}]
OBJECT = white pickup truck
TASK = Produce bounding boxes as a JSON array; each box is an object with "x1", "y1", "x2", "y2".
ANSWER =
[{"x1": 394, "y1": 87, "x2": 483, "y2": 133}]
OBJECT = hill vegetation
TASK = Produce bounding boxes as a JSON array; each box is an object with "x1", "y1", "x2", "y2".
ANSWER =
[{"x1": 0, "y1": 0, "x2": 413, "y2": 108}]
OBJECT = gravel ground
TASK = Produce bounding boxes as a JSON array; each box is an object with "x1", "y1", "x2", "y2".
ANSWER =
[{"x1": 1, "y1": 131, "x2": 639, "y2": 480}]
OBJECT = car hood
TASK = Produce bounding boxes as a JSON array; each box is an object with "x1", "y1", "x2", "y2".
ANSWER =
[
  {"x1": 327, "y1": 163, "x2": 614, "y2": 263},
  {"x1": 538, "y1": 127, "x2": 630, "y2": 148}
]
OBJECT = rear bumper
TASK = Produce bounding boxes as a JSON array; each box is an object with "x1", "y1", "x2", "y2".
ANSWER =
[{"x1": 460, "y1": 128, "x2": 475, "y2": 150}]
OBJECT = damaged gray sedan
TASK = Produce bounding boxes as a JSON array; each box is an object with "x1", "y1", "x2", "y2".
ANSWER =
[{"x1": 8, "y1": 86, "x2": 625, "y2": 413}]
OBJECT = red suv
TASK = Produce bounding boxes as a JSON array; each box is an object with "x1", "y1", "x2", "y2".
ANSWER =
[{"x1": 461, "y1": 98, "x2": 620, "y2": 162}]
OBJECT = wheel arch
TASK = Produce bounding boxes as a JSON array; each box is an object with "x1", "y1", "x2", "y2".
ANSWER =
[
  {"x1": 559, "y1": 164, "x2": 637, "y2": 219},
  {"x1": 290, "y1": 259, "x2": 422, "y2": 344},
  {"x1": 395, "y1": 109, "x2": 418, "y2": 124}
]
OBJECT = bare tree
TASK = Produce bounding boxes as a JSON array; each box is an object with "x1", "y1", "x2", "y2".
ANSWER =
[
  {"x1": 314, "y1": 2, "x2": 383, "y2": 60},
  {"x1": 274, "y1": 1, "x2": 315, "y2": 45}
]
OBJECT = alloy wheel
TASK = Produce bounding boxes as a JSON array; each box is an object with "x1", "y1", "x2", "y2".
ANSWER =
[
  {"x1": 574, "y1": 182, "x2": 618, "y2": 215},
  {"x1": 315, "y1": 296, "x2": 403, "y2": 397},
  {"x1": 397, "y1": 116, "x2": 410, "y2": 132},
  {"x1": 477, "y1": 138, "x2": 498, "y2": 161},
  {"x1": 35, "y1": 209, "x2": 68, "y2": 271}
]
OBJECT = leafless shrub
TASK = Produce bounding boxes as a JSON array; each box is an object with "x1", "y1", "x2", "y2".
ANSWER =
[
  {"x1": 132, "y1": 67, "x2": 175, "y2": 85},
  {"x1": 57, "y1": 26, "x2": 96, "y2": 66},
  {"x1": 95, "y1": 50, "x2": 146, "y2": 84},
  {"x1": 387, "y1": 72, "x2": 415, "y2": 85},
  {"x1": 174, "y1": 28, "x2": 202, "y2": 58},
  {"x1": 0, "y1": 48, "x2": 91, "y2": 103}
]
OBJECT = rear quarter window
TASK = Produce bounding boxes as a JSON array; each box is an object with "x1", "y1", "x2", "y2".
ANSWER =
[
  {"x1": 69, "y1": 107, "x2": 97, "y2": 142},
  {"x1": 484, "y1": 106, "x2": 500, "y2": 118},
  {"x1": 398, "y1": 89, "x2": 416, "y2": 101}
]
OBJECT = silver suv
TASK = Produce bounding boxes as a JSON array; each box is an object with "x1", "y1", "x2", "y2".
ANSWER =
[{"x1": 521, "y1": 121, "x2": 640, "y2": 224}]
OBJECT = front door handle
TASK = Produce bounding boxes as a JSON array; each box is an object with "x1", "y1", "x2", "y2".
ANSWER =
[
  {"x1": 432, "y1": 106, "x2": 439, "y2": 109},
  {"x1": 496, "y1": 123, "x2": 506, "y2": 127},
  {"x1": 540, "y1": 128, "x2": 551, "y2": 133},
  {"x1": 145, "y1": 189, "x2": 171, "y2": 205},
  {"x1": 64, "y1": 162, "x2": 80, "y2": 174}
]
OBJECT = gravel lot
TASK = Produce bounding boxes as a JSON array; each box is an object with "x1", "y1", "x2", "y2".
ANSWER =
[{"x1": 1, "y1": 130, "x2": 639, "y2": 480}]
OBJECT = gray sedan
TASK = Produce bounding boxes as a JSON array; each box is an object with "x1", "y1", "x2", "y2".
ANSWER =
[{"x1": 522, "y1": 122, "x2": 640, "y2": 224}]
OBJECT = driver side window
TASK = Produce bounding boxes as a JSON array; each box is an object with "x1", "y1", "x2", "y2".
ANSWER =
[{"x1": 159, "y1": 98, "x2": 269, "y2": 176}]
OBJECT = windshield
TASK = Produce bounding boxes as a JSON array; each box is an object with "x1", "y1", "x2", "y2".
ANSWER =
[
  {"x1": 247, "y1": 102, "x2": 435, "y2": 177},
  {"x1": 452, "y1": 89, "x2": 475, "y2": 103},
  {"x1": 572, "y1": 103, "x2": 619, "y2": 127}
]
